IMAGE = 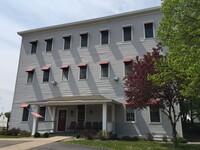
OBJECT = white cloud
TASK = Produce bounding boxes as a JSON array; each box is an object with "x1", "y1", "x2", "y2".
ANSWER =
[{"x1": 0, "y1": 0, "x2": 161, "y2": 112}]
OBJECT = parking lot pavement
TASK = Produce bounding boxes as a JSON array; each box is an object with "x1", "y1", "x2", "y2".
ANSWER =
[{"x1": 28, "y1": 141, "x2": 107, "y2": 150}]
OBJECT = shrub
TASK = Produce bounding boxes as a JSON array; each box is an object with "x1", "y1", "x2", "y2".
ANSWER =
[
  {"x1": 19, "y1": 130, "x2": 31, "y2": 137},
  {"x1": 163, "y1": 135, "x2": 168, "y2": 142},
  {"x1": 0, "y1": 130, "x2": 6, "y2": 135},
  {"x1": 97, "y1": 130, "x2": 110, "y2": 141},
  {"x1": 132, "y1": 136, "x2": 139, "y2": 141},
  {"x1": 121, "y1": 136, "x2": 131, "y2": 141},
  {"x1": 146, "y1": 133, "x2": 154, "y2": 141},
  {"x1": 5, "y1": 128, "x2": 20, "y2": 136},
  {"x1": 34, "y1": 132, "x2": 40, "y2": 138},
  {"x1": 138, "y1": 137, "x2": 147, "y2": 141},
  {"x1": 177, "y1": 137, "x2": 187, "y2": 143},
  {"x1": 43, "y1": 132, "x2": 49, "y2": 138},
  {"x1": 76, "y1": 133, "x2": 81, "y2": 138},
  {"x1": 82, "y1": 130, "x2": 93, "y2": 140}
]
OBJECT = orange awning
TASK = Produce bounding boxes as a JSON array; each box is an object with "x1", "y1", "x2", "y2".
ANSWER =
[
  {"x1": 78, "y1": 63, "x2": 87, "y2": 67},
  {"x1": 99, "y1": 60, "x2": 109, "y2": 65},
  {"x1": 20, "y1": 103, "x2": 29, "y2": 108},
  {"x1": 25, "y1": 67, "x2": 34, "y2": 72},
  {"x1": 60, "y1": 64, "x2": 69, "y2": 69},
  {"x1": 41, "y1": 66, "x2": 50, "y2": 70},
  {"x1": 122, "y1": 58, "x2": 133, "y2": 62}
]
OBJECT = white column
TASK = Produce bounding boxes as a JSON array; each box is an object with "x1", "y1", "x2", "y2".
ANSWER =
[
  {"x1": 51, "y1": 107, "x2": 56, "y2": 132},
  {"x1": 102, "y1": 103, "x2": 107, "y2": 131},
  {"x1": 112, "y1": 104, "x2": 115, "y2": 134},
  {"x1": 31, "y1": 105, "x2": 39, "y2": 136}
]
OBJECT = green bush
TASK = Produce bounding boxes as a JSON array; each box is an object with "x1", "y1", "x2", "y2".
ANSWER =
[
  {"x1": 34, "y1": 132, "x2": 40, "y2": 138},
  {"x1": 177, "y1": 137, "x2": 187, "y2": 143},
  {"x1": 146, "y1": 133, "x2": 154, "y2": 141},
  {"x1": 19, "y1": 131, "x2": 31, "y2": 137},
  {"x1": 76, "y1": 133, "x2": 81, "y2": 138},
  {"x1": 5, "y1": 128, "x2": 20, "y2": 136},
  {"x1": 97, "y1": 130, "x2": 110, "y2": 141},
  {"x1": 43, "y1": 132, "x2": 49, "y2": 138}
]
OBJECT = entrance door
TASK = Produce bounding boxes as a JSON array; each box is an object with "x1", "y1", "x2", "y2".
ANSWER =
[{"x1": 57, "y1": 110, "x2": 67, "y2": 131}]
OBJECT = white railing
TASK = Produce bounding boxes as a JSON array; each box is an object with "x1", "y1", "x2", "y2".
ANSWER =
[{"x1": 38, "y1": 121, "x2": 54, "y2": 133}]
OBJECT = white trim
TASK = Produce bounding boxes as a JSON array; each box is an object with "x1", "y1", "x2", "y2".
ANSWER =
[
  {"x1": 122, "y1": 25, "x2": 133, "y2": 42},
  {"x1": 21, "y1": 106, "x2": 30, "y2": 122},
  {"x1": 62, "y1": 34, "x2": 72, "y2": 50},
  {"x1": 78, "y1": 65, "x2": 88, "y2": 80},
  {"x1": 56, "y1": 108, "x2": 68, "y2": 132},
  {"x1": 149, "y1": 106, "x2": 162, "y2": 124},
  {"x1": 124, "y1": 105, "x2": 136, "y2": 123},
  {"x1": 100, "y1": 29, "x2": 110, "y2": 45},
  {"x1": 143, "y1": 20, "x2": 155, "y2": 39},
  {"x1": 45, "y1": 37, "x2": 54, "y2": 52},
  {"x1": 80, "y1": 32, "x2": 89, "y2": 48},
  {"x1": 100, "y1": 62, "x2": 110, "y2": 79},
  {"x1": 42, "y1": 68, "x2": 51, "y2": 83},
  {"x1": 61, "y1": 67, "x2": 70, "y2": 81},
  {"x1": 26, "y1": 70, "x2": 35, "y2": 84}
]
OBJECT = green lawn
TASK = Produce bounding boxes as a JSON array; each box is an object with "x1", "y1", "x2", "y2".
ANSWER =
[{"x1": 68, "y1": 140, "x2": 200, "y2": 150}]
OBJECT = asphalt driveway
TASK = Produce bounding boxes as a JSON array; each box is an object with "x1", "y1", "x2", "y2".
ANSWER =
[{"x1": 0, "y1": 140, "x2": 30, "y2": 148}]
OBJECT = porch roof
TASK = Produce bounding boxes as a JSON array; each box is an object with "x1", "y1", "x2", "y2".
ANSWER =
[{"x1": 27, "y1": 95, "x2": 122, "y2": 106}]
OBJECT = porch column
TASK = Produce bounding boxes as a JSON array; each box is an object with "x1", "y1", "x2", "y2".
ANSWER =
[
  {"x1": 112, "y1": 104, "x2": 115, "y2": 134},
  {"x1": 31, "y1": 105, "x2": 39, "y2": 136},
  {"x1": 51, "y1": 107, "x2": 56, "y2": 132},
  {"x1": 102, "y1": 103, "x2": 107, "y2": 131}
]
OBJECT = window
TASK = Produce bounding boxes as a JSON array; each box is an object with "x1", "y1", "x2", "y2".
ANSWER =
[
  {"x1": 45, "y1": 38, "x2": 53, "y2": 52},
  {"x1": 123, "y1": 26, "x2": 132, "y2": 41},
  {"x1": 126, "y1": 106, "x2": 135, "y2": 122},
  {"x1": 41, "y1": 66, "x2": 50, "y2": 82},
  {"x1": 22, "y1": 105, "x2": 30, "y2": 121},
  {"x1": 27, "y1": 70, "x2": 34, "y2": 83},
  {"x1": 62, "y1": 67, "x2": 69, "y2": 81},
  {"x1": 30, "y1": 41, "x2": 37, "y2": 54},
  {"x1": 124, "y1": 60, "x2": 132, "y2": 76},
  {"x1": 100, "y1": 30, "x2": 109, "y2": 44},
  {"x1": 150, "y1": 106, "x2": 160, "y2": 122},
  {"x1": 144, "y1": 22, "x2": 154, "y2": 38},
  {"x1": 100, "y1": 61, "x2": 109, "y2": 78},
  {"x1": 78, "y1": 63, "x2": 87, "y2": 79},
  {"x1": 39, "y1": 107, "x2": 46, "y2": 121},
  {"x1": 63, "y1": 36, "x2": 71, "y2": 49},
  {"x1": 80, "y1": 33, "x2": 88, "y2": 47}
]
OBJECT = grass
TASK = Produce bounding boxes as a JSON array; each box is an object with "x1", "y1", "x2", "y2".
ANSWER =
[
  {"x1": 68, "y1": 140, "x2": 200, "y2": 150},
  {"x1": 0, "y1": 135, "x2": 22, "y2": 138}
]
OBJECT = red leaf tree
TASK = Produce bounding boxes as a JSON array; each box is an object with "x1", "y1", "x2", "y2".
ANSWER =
[{"x1": 124, "y1": 47, "x2": 184, "y2": 147}]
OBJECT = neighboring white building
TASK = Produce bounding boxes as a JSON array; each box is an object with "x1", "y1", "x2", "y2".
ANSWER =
[
  {"x1": 0, "y1": 114, "x2": 8, "y2": 128},
  {"x1": 10, "y1": 6, "x2": 182, "y2": 139}
]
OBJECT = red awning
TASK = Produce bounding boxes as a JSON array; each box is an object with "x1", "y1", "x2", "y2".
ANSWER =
[
  {"x1": 99, "y1": 60, "x2": 109, "y2": 65},
  {"x1": 122, "y1": 58, "x2": 133, "y2": 62},
  {"x1": 31, "y1": 112, "x2": 43, "y2": 118},
  {"x1": 20, "y1": 103, "x2": 29, "y2": 108},
  {"x1": 25, "y1": 67, "x2": 34, "y2": 72},
  {"x1": 78, "y1": 63, "x2": 87, "y2": 67},
  {"x1": 60, "y1": 64, "x2": 69, "y2": 69},
  {"x1": 41, "y1": 66, "x2": 50, "y2": 70}
]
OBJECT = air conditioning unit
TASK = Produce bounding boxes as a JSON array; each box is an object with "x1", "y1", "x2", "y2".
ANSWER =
[
  {"x1": 51, "y1": 81, "x2": 57, "y2": 85},
  {"x1": 113, "y1": 76, "x2": 119, "y2": 81}
]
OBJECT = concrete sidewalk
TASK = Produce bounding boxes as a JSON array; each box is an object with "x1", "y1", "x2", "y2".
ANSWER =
[{"x1": 0, "y1": 136, "x2": 71, "y2": 150}]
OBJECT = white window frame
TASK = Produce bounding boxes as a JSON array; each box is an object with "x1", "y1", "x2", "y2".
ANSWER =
[
  {"x1": 123, "y1": 61, "x2": 132, "y2": 76},
  {"x1": 125, "y1": 105, "x2": 136, "y2": 123},
  {"x1": 100, "y1": 28, "x2": 110, "y2": 45},
  {"x1": 143, "y1": 21, "x2": 155, "y2": 39},
  {"x1": 42, "y1": 69, "x2": 51, "y2": 83},
  {"x1": 63, "y1": 34, "x2": 72, "y2": 50},
  {"x1": 26, "y1": 70, "x2": 34, "y2": 84},
  {"x1": 45, "y1": 37, "x2": 54, "y2": 52},
  {"x1": 38, "y1": 106, "x2": 47, "y2": 122},
  {"x1": 80, "y1": 32, "x2": 89, "y2": 48},
  {"x1": 21, "y1": 106, "x2": 30, "y2": 122},
  {"x1": 100, "y1": 63, "x2": 110, "y2": 79},
  {"x1": 149, "y1": 106, "x2": 162, "y2": 124},
  {"x1": 61, "y1": 67, "x2": 70, "y2": 81},
  {"x1": 122, "y1": 24, "x2": 133, "y2": 42},
  {"x1": 30, "y1": 40, "x2": 38, "y2": 54},
  {"x1": 78, "y1": 65, "x2": 88, "y2": 80}
]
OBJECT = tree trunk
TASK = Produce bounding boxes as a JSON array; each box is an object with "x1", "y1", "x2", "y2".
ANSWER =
[{"x1": 172, "y1": 123, "x2": 178, "y2": 147}]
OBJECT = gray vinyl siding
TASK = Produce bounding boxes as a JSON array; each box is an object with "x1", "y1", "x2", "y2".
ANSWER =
[{"x1": 10, "y1": 9, "x2": 182, "y2": 138}]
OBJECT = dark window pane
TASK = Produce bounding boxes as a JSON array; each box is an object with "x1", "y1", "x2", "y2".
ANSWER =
[
  {"x1": 80, "y1": 66, "x2": 87, "y2": 79},
  {"x1": 45, "y1": 39, "x2": 53, "y2": 51},
  {"x1": 43, "y1": 70, "x2": 50, "y2": 82},
  {"x1": 80, "y1": 34, "x2": 88, "y2": 47},
  {"x1": 124, "y1": 62, "x2": 132, "y2": 75},
  {"x1": 126, "y1": 107, "x2": 135, "y2": 122},
  {"x1": 30, "y1": 41, "x2": 37, "y2": 54},
  {"x1": 27, "y1": 71, "x2": 34, "y2": 83},
  {"x1": 39, "y1": 107, "x2": 46, "y2": 121},
  {"x1": 144, "y1": 23, "x2": 153, "y2": 38},
  {"x1": 123, "y1": 26, "x2": 131, "y2": 41},
  {"x1": 22, "y1": 106, "x2": 30, "y2": 121},
  {"x1": 101, "y1": 64, "x2": 108, "y2": 77},
  {"x1": 62, "y1": 68, "x2": 69, "y2": 81},
  {"x1": 150, "y1": 106, "x2": 160, "y2": 122},
  {"x1": 77, "y1": 105, "x2": 85, "y2": 122},
  {"x1": 63, "y1": 36, "x2": 71, "y2": 49},
  {"x1": 101, "y1": 30, "x2": 108, "y2": 44}
]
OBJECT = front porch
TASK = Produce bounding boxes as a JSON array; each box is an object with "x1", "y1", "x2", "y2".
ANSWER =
[{"x1": 28, "y1": 95, "x2": 121, "y2": 135}]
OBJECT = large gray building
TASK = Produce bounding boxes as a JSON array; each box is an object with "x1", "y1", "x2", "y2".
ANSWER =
[{"x1": 10, "y1": 6, "x2": 182, "y2": 139}]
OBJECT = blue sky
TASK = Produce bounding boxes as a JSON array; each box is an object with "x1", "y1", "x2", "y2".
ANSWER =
[{"x1": 0, "y1": 0, "x2": 161, "y2": 113}]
